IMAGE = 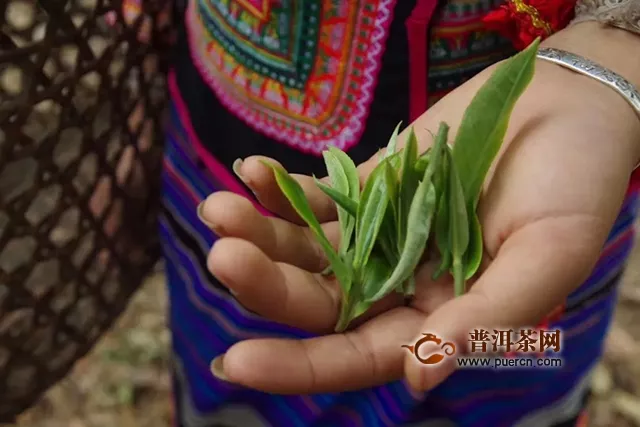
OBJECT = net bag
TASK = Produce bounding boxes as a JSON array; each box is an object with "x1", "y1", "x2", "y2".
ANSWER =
[{"x1": 0, "y1": 0, "x2": 171, "y2": 421}]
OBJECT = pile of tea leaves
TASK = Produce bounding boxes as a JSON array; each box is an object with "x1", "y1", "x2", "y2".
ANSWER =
[{"x1": 263, "y1": 39, "x2": 540, "y2": 332}]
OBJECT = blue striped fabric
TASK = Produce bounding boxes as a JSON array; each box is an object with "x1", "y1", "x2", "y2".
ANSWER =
[{"x1": 159, "y1": 95, "x2": 639, "y2": 427}]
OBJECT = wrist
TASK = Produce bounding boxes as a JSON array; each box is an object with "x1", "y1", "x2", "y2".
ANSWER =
[
  {"x1": 539, "y1": 22, "x2": 640, "y2": 169},
  {"x1": 541, "y1": 21, "x2": 640, "y2": 88}
]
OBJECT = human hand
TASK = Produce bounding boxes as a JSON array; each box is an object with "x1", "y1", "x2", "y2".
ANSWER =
[{"x1": 198, "y1": 55, "x2": 640, "y2": 394}]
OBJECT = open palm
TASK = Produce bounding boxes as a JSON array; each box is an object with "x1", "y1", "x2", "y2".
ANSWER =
[{"x1": 199, "y1": 59, "x2": 640, "y2": 394}]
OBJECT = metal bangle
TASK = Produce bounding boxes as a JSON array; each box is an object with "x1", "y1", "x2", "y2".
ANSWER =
[{"x1": 536, "y1": 47, "x2": 640, "y2": 171}]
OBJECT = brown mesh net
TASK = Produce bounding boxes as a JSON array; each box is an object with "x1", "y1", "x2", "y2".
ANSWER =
[{"x1": 0, "y1": 0, "x2": 171, "y2": 421}]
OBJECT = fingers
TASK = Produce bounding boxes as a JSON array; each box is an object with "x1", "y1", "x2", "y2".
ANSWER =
[
  {"x1": 213, "y1": 307, "x2": 425, "y2": 394},
  {"x1": 208, "y1": 237, "x2": 341, "y2": 333},
  {"x1": 404, "y1": 214, "x2": 607, "y2": 392},
  {"x1": 199, "y1": 191, "x2": 341, "y2": 272},
  {"x1": 234, "y1": 156, "x2": 339, "y2": 225}
]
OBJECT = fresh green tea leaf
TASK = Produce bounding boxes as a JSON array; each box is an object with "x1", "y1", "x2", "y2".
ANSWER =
[
  {"x1": 452, "y1": 38, "x2": 539, "y2": 209},
  {"x1": 432, "y1": 154, "x2": 451, "y2": 281},
  {"x1": 384, "y1": 161, "x2": 399, "y2": 224},
  {"x1": 446, "y1": 149, "x2": 470, "y2": 297},
  {"x1": 403, "y1": 275, "x2": 416, "y2": 295},
  {"x1": 424, "y1": 122, "x2": 449, "y2": 185},
  {"x1": 432, "y1": 250, "x2": 452, "y2": 281},
  {"x1": 361, "y1": 254, "x2": 393, "y2": 302},
  {"x1": 378, "y1": 209, "x2": 400, "y2": 266},
  {"x1": 414, "y1": 150, "x2": 430, "y2": 177},
  {"x1": 384, "y1": 121, "x2": 403, "y2": 159},
  {"x1": 327, "y1": 146, "x2": 360, "y2": 200},
  {"x1": 336, "y1": 293, "x2": 356, "y2": 333},
  {"x1": 353, "y1": 157, "x2": 392, "y2": 274},
  {"x1": 432, "y1": 145, "x2": 448, "y2": 206},
  {"x1": 264, "y1": 161, "x2": 352, "y2": 293},
  {"x1": 323, "y1": 151, "x2": 349, "y2": 196},
  {"x1": 314, "y1": 178, "x2": 358, "y2": 217},
  {"x1": 397, "y1": 127, "x2": 419, "y2": 249},
  {"x1": 366, "y1": 178, "x2": 437, "y2": 302},
  {"x1": 322, "y1": 151, "x2": 354, "y2": 255},
  {"x1": 327, "y1": 146, "x2": 360, "y2": 254},
  {"x1": 463, "y1": 211, "x2": 483, "y2": 280},
  {"x1": 376, "y1": 150, "x2": 409, "y2": 266},
  {"x1": 387, "y1": 150, "x2": 403, "y2": 171},
  {"x1": 335, "y1": 248, "x2": 357, "y2": 332}
]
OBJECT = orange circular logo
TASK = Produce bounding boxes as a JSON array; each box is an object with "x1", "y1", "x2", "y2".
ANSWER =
[{"x1": 402, "y1": 333, "x2": 456, "y2": 365}]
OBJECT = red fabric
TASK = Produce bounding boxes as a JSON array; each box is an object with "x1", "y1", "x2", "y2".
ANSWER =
[
  {"x1": 482, "y1": 0, "x2": 576, "y2": 50},
  {"x1": 406, "y1": 0, "x2": 439, "y2": 122},
  {"x1": 628, "y1": 169, "x2": 640, "y2": 195}
]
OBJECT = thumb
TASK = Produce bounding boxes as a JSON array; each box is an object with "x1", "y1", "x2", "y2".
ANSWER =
[{"x1": 404, "y1": 215, "x2": 606, "y2": 392}]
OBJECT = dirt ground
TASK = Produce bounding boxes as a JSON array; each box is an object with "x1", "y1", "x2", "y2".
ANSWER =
[{"x1": 7, "y1": 232, "x2": 640, "y2": 427}]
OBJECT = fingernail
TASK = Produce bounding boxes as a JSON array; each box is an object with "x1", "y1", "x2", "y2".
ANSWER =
[
  {"x1": 233, "y1": 158, "x2": 259, "y2": 199},
  {"x1": 232, "y1": 158, "x2": 245, "y2": 180},
  {"x1": 197, "y1": 201, "x2": 223, "y2": 235},
  {"x1": 196, "y1": 201, "x2": 213, "y2": 226},
  {"x1": 210, "y1": 353, "x2": 229, "y2": 382}
]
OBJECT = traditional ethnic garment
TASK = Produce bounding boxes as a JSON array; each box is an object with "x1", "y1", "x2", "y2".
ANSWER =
[{"x1": 159, "y1": 0, "x2": 638, "y2": 426}]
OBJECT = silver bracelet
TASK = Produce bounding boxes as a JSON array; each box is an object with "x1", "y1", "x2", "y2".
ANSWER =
[{"x1": 536, "y1": 47, "x2": 640, "y2": 170}]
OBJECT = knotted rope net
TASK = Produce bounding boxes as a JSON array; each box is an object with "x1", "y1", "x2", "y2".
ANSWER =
[{"x1": 0, "y1": 0, "x2": 171, "y2": 421}]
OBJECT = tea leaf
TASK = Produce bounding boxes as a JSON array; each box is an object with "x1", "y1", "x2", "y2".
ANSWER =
[
  {"x1": 371, "y1": 122, "x2": 448, "y2": 294},
  {"x1": 397, "y1": 127, "x2": 419, "y2": 249},
  {"x1": 377, "y1": 148, "x2": 412, "y2": 274},
  {"x1": 327, "y1": 146, "x2": 361, "y2": 254},
  {"x1": 314, "y1": 178, "x2": 358, "y2": 217},
  {"x1": 393, "y1": 123, "x2": 447, "y2": 295},
  {"x1": 323, "y1": 151, "x2": 349, "y2": 196},
  {"x1": 322, "y1": 151, "x2": 354, "y2": 255},
  {"x1": 366, "y1": 177, "x2": 437, "y2": 302},
  {"x1": 452, "y1": 38, "x2": 539, "y2": 209},
  {"x1": 384, "y1": 161, "x2": 399, "y2": 224},
  {"x1": 358, "y1": 253, "x2": 393, "y2": 314},
  {"x1": 384, "y1": 121, "x2": 403, "y2": 159},
  {"x1": 446, "y1": 149, "x2": 470, "y2": 297},
  {"x1": 432, "y1": 154, "x2": 451, "y2": 281},
  {"x1": 264, "y1": 161, "x2": 352, "y2": 293},
  {"x1": 351, "y1": 151, "x2": 402, "y2": 273},
  {"x1": 327, "y1": 146, "x2": 360, "y2": 200},
  {"x1": 432, "y1": 146, "x2": 449, "y2": 206},
  {"x1": 414, "y1": 148, "x2": 430, "y2": 177},
  {"x1": 403, "y1": 275, "x2": 416, "y2": 295},
  {"x1": 432, "y1": 249, "x2": 451, "y2": 281},
  {"x1": 463, "y1": 211, "x2": 483, "y2": 280},
  {"x1": 336, "y1": 292, "x2": 356, "y2": 333},
  {"x1": 379, "y1": 210, "x2": 399, "y2": 266},
  {"x1": 335, "y1": 249, "x2": 357, "y2": 332},
  {"x1": 353, "y1": 157, "x2": 392, "y2": 274},
  {"x1": 424, "y1": 122, "x2": 449, "y2": 184}
]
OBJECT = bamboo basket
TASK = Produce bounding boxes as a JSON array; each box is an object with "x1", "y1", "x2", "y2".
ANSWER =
[{"x1": 0, "y1": 0, "x2": 171, "y2": 421}]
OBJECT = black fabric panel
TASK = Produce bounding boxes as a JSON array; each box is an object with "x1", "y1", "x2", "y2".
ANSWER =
[{"x1": 171, "y1": 1, "x2": 418, "y2": 177}]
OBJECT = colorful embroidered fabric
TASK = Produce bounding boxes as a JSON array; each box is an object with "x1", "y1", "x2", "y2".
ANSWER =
[{"x1": 185, "y1": 0, "x2": 398, "y2": 154}]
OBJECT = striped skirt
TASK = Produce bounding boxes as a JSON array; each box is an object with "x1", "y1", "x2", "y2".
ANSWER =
[{"x1": 159, "y1": 72, "x2": 638, "y2": 427}]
